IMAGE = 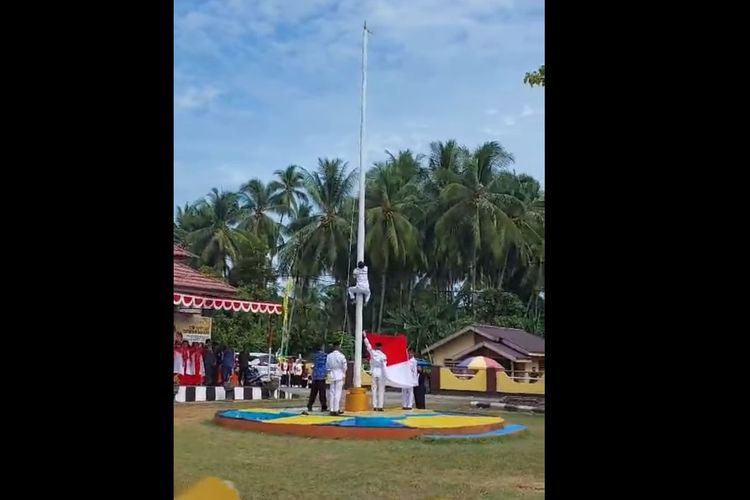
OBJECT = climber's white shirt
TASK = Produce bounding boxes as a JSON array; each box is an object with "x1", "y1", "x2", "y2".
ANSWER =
[{"x1": 353, "y1": 266, "x2": 369, "y2": 289}]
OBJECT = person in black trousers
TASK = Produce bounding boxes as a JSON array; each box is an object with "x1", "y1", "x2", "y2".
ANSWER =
[
  {"x1": 203, "y1": 340, "x2": 216, "y2": 386},
  {"x1": 305, "y1": 344, "x2": 328, "y2": 413},
  {"x1": 414, "y1": 367, "x2": 427, "y2": 409},
  {"x1": 238, "y1": 350, "x2": 250, "y2": 386}
]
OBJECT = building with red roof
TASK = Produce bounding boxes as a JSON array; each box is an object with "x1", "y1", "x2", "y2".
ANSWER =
[
  {"x1": 173, "y1": 244, "x2": 282, "y2": 315},
  {"x1": 173, "y1": 244, "x2": 238, "y2": 298}
]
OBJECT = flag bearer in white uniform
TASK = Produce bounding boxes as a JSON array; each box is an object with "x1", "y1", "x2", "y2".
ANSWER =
[
  {"x1": 364, "y1": 335, "x2": 387, "y2": 411},
  {"x1": 401, "y1": 350, "x2": 418, "y2": 410},
  {"x1": 326, "y1": 346, "x2": 347, "y2": 416}
]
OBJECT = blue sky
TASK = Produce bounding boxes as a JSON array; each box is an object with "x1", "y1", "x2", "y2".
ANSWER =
[{"x1": 174, "y1": 0, "x2": 544, "y2": 210}]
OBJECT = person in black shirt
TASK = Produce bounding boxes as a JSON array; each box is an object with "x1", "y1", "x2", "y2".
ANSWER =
[
  {"x1": 239, "y1": 350, "x2": 250, "y2": 386},
  {"x1": 202, "y1": 340, "x2": 216, "y2": 386}
]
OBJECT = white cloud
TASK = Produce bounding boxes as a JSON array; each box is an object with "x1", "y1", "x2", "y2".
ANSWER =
[
  {"x1": 521, "y1": 104, "x2": 535, "y2": 117},
  {"x1": 485, "y1": 107, "x2": 499, "y2": 115},
  {"x1": 174, "y1": 86, "x2": 222, "y2": 111},
  {"x1": 503, "y1": 116, "x2": 516, "y2": 126}
]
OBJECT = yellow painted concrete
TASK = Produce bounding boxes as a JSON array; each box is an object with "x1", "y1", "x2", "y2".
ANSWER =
[
  {"x1": 361, "y1": 370, "x2": 372, "y2": 386},
  {"x1": 177, "y1": 477, "x2": 239, "y2": 500},
  {"x1": 439, "y1": 367, "x2": 487, "y2": 391},
  {"x1": 346, "y1": 409, "x2": 434, "y2": 417},
  {"x1": 497, "y1": 371, "x2": 545, "y2": 394},
  {"x1": 266, "y1": 415, "x2": 348, "y2": 425},
  {"x1": 237, "y1": 408, "x2": 285, "y2": 414},
  {"x1": 401, "y1": 415, "x2": 503, "y2": 429}
]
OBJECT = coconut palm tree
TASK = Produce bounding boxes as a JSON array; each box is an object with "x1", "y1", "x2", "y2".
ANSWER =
[
  {"x1": 487, "y1": 172, "x2": 545, "y2": 295},
  {"x1": 290, "y1": 158, "x2": 357, "y2": 283},
  {"x1": 175, "y1": 202, "x2": 213, "y2": 243},
  {"x1": 366, "y1": 161, "x2": 423, "y2": 330},
  {"x1": 238, "y1": 178, "x2": 283, "y2": 253},
  {"x1": 435, "y1": 141, "x2": 519, "y2": 297},
  {"x1": 185, "y1": 188, "x2": 252, "y2": 277},
  {"x1": 269, "y1": 165, "x2": 309, "y2": 245}
]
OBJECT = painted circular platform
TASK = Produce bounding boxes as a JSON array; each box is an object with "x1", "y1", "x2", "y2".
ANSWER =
[{"x1": 214, "y1": 407, "x2": 524, "y2": 440}]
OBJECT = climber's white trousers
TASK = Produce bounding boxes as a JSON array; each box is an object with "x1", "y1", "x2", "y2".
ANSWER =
[{"x1": 348, "y1": 286, "x2": 371, "y2": 304}]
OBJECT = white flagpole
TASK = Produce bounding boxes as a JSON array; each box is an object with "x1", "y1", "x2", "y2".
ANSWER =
[{"x1": 353, "y1": 20, "x2": 369, "y2": 389}]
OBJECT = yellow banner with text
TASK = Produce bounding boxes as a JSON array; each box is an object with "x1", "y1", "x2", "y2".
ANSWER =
[{"x1": 174, "y1": 312, "x2": 212, "y2": 344}]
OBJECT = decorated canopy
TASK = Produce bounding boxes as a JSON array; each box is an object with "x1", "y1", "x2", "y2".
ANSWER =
[
  {"x1": 173, "y1": 244, "x2": 282, "y2": 315},
  {"x1": 173, "y1": 292, "x2": 282, "y2": 315}
]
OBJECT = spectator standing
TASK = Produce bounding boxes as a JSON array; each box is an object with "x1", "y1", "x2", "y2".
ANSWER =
[
  {"x1": 222, "y1": 345, "x2": 235, "y2": 386},
  {"x1": 174, "y1": 338, "x2": 185, "y2": 384},
  {"x1": 280, "y1": 358, "x2": 289, "y2": 386},
  {"x1": 239, "y1": 350, "x2": 250, "y2": 386},
  {"x1": 305, "y1": 345, "x2": 329, "y2": 413},
  {"x1": 292, "y1": 358, "x2": 304, "y2": 387},
  {"x1": 202, "y1": 340, "x2": 216, "y2": 386}
]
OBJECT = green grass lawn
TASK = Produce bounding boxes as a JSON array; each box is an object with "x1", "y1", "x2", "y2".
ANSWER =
[{"x1": 174, "y1": 400, "x2": 544, "y2": 499}]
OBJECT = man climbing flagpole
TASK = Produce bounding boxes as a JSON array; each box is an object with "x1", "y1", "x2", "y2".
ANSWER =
[{"x1": 345, "y1": 20, "x2": 371, "y2": 412}]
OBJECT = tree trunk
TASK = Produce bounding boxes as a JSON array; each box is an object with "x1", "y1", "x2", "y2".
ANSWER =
[
  {"x1": 276, "y1": 213, "x2": 285, "y2": 253},
  {"x1": 498, "y1": 250, "x2": 511, "y2": 290},
  {"x1": 377, "y1": 270, "x2": 387, "y2": 332},
  {"x1": 471, "y1": 245, "x2": 477, "y2": 316},
  {"x1": 286, "y1": 275, "x2": 299, "y2": 356}
]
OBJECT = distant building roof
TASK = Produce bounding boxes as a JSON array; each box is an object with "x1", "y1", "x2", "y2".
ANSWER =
[
  {"x1": 470, "y1": 324, "x2": 545, "y2": 355},
  {"x1": 421, "y1": 324, "x2": 544, "y2": 358},
  {"x1": 173, "y1": 245, "x2": 237, "y2": 298},
  {"x1": 173, "y1": 244, "x2": 197, "y2": 260}
]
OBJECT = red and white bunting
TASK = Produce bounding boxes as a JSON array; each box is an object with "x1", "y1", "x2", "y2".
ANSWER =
[{"x1": 173, "y1": 292, "x2": 282, "y2": 315}]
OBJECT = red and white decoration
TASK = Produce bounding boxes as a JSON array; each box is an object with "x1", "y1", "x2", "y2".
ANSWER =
[{"x1": 173, "y1": 292, "x2": 282, "y2": 315}]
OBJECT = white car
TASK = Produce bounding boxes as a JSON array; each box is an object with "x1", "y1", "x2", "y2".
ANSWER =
[{"x1": 248, "y1": 353, "x2": 280, "y2": 381}]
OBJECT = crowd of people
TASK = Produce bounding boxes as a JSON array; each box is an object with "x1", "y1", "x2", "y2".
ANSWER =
[
  {"x1": 279, "y1": 357, "x2": 311, "y2": 388},
  {"x1": 174, "y1": 324, "x2": 426, "y2": 414},
  {"x1": 173, "y1": 328, "x2": 252, "y2": 387}
]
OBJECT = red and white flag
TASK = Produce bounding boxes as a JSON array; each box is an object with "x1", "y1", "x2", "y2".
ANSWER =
[{"x1": 365, "y1": 332, "x2": 415, "y2": 388}]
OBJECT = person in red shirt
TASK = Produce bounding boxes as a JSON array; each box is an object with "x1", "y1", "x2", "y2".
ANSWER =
[
  {"x1": 174, "y1": 336, "x2": 185, "y2": 384},
  {"x1": 177, "y1": 340, "x2": 190, "y2": 385},
  {"x1": 192, "y1": 343, "x2": 205, "y2": 385}
]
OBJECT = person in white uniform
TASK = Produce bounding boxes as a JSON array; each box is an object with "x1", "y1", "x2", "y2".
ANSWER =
[
  {"x1": 401, "y1": 350, "x2": 418, "y2": 410},
  {"x1": 347, "y1": 261, "x2": 371, "y2": 305},
  {"x1": 364, "y1": 336, "x2": 387, "y2": 411},
  {"x1": 325, "y1": 346, "x2": 347, "y2": 416}
]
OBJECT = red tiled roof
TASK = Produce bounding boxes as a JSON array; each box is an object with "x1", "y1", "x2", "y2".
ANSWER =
[
  {"x1": 173, "y1": 261, "x2": 238, "y2": 298},
  {"x1": 173, "y1": 244, "x2": 196, "y2": 260}
]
